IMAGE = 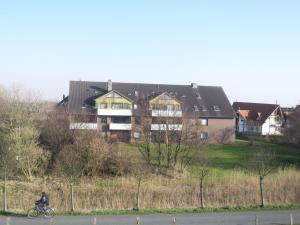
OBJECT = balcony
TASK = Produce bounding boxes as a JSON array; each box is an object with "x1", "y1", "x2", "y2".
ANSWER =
[
  {"x1": 98, "y1": 109, "x2": 132, "y2": 116},
  {"x1": 151, "y1": 110, "x2": 182, "y2": 117},
  {"x1": 109, "y1": 123, "x2": 132, "y2": 130},
  {"x1": 151, "y1": 124, "x2": 182, "y2": 131},
  {"x1": 70, "y1": 123, "x2": 98, "y2": 130}
]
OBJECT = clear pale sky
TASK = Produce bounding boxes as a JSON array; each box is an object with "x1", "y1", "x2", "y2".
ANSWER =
[{"x1": 0, "y1": 0, "x2": 299, "y2": 106}]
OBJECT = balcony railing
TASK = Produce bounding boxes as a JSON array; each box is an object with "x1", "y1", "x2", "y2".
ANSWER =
[
  {"x1": 98, "y1": 109, "x2": 132, "y2": 116},
  {"x1": 109, "y1": 123, "x2": 132, "y2": 130},
  {"x1": 151, "y1": 110, "x2": 182, "y2": 117},
  {"x1": 151, "y1": 124, "x2": 182, "y2": 131},
  {"x1": 69, "y1": 123, "x2": 98, "y2": 130}
]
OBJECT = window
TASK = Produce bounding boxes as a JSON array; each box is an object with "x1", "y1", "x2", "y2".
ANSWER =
[
  {"x1": 201, "y1": 105, "x2": 207, "y2": 111},
  {"x1": 173, "y1": 105, "x2": 181, "y2": 110},
  {"x1": 213, "y1": 105, "x2": 221, "y2": 111},
  {"x1": 100, "y1": 117, "x2": 107, "y2": 123},
  {"x1": 134, "y1": 104, "x2": 138, "y2": 109},
  {"x1": 194, "y1": 105, "x2": 199, "y2": 111},
  {"x1": 99, "y1": 103, "x2": 107, "y2": 109},
  {"x1": 106, "y1": 92, "x2": 121, "y2": 98},
  {"x1": 199, "y1": 132, "x2": 208, "y2": 139},
  {"x1": 160, "y1": 94, "x2": 172, "y2": 100},
  {"x1": 167, "y1": 105, "x2": 173, "y2": 111},
  {"x1": 112, "y1": 103, "x2": 123, "y2": 109},
  {"x1": 123, "y1": 103, "x2": 131, "y2": 109},
  {"x1": 133, "y1": 132, "x2": 141, "y2": 139},
  {"x1": 200, "y1": 119, "x2": 208, "y2": 126}
]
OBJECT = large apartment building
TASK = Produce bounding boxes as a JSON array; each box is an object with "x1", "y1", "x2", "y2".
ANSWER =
[{"x1": 62, "y1": 80, "x2": 236, "y2": 143}]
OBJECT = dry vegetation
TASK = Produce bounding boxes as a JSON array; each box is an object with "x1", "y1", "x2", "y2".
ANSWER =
[{"x1": 1, "y1": 167, "x2": 299, "y2": 212}]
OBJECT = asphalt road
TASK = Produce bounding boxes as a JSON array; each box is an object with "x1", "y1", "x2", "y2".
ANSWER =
[{"x1": 1, "y1": 210, "x2": 300, "y2": 225}]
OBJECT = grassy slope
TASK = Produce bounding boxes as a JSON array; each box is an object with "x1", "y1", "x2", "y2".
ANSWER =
[{"x1": 120, "y1": 139, "x2": 300, "y2": 175}]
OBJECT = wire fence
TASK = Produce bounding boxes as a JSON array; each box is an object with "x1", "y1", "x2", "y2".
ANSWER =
[{"x1": 1, "y1": 213, "x2": 299, "y2": 225}]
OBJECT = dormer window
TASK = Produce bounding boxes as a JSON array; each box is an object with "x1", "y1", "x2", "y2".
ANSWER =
[
  {"x1": 134, "y1": 90, "x2": 139, "y2": 96},
  {"x1": 100, "y1": 103, "x2": 107, "y2": 109},
  {"x1": 196, "y1": 93, "x2": 201, "y2": 100},
  {"x1": 201, "y1": 105, "x2": 207, "y2": 111},
  {"x1": 194, "y1": 105, "x2": 199, "y2": 111},
  {"x1": 213, "y1": 105, "x2": 221, "y2": 111}
]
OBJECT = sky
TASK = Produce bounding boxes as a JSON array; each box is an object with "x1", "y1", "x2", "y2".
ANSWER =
[{"x1": 0, "y1": 0, "x2": 299, "y2": 106}]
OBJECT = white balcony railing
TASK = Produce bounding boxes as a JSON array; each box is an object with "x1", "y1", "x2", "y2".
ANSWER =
[
  {"x1": 109, "y1": 123, "x2": 132, "y2": 130},
  {"x1": 151, "y1": 124, "x2": 183, "y2": 131},
  {"x1": 151, "y1": 110, "x2": 182, "y2": 117},
  {"x1": 98, "y1": 109, "x2": 132, "y2": 116},
  {"x1": 70, "y1": 123, "x2": 98, "y2": 130}
]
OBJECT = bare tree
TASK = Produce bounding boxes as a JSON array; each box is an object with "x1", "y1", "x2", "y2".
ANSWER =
[
  {"x1": 9, "y1": 125, "x2": 49, "y2": 181},
  {"x1": 216, "y1": 127, "x2": 235, "y2": 144},
  {"x1": 0, "y1": 140, "x2": 15, "y2": 212},
  {"x1": 248, "y1": 147, "x2": 276, "y2": 207},
  {"x1": 39, "y1": 107, "x2": 74, "y2": 171},
  {"x1": 194, "y1": 154, "x2": 211, "y2": 209},
  {"x1": 0, "y1": 85, "x2": 48, "y2": 181},
  {"x1": 132, "y1": 160, "x2": 149, "y2": 211}
]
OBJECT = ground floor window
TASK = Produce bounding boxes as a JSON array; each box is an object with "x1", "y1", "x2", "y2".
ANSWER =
[{"x1": 133, "y1": 132, "x2": 141, "y2": 139}]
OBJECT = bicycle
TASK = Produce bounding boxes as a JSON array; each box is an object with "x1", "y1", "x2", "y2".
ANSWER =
[{"x1": 27, "y1": 202, "x2": 55, "y2": 218}]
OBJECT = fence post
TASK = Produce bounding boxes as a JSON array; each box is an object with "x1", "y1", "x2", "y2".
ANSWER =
[
  {"x1": 70, "y1": 183, "x2": 75, "y2": 212},
  {"x1": 136, "y1": 217, "x2": 140, "y2": 225},
  {"x1": 255, "y1": 215, "x2": 258, "y2": 225},
  {"x1": 290, "y1": 213, "x2": 293, "y2": 225},
  {"x1": 6, "y1": 217, "x2": 11, "y2": 225},
  {"x1": 173, "y1": 217, "x2": 176, "y2": 225},
  {"x1": 49, "y1": 218, "x2": 54, "y2": 225},
  {"x1": 93, "y1": 217, "x2": 97, "y2": 225}
]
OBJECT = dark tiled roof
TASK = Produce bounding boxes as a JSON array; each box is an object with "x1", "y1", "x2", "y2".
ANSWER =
[
  {"x1": 68, "y1": 80, "x2": 235, "y2": 118},
  {"x1": 232, "y1": 102, "x2": 280, "y2": 125}
]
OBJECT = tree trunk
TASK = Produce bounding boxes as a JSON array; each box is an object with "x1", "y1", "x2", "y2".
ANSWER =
[
  {"x1": 200, "y1": 178, "x2": 204, "y2": 209},
  {"x1": 259, "y1": 176, "x2": 264, "y2": 207},
  {"x1": 70, "y1": 183, "x2": 75, "y2": 211},
  {"x1": 3, "y1": 172, "x2": 7, "y2": 212},
  {"x1": 136, "y1": 178, "x2": 141, "y2": 210}
]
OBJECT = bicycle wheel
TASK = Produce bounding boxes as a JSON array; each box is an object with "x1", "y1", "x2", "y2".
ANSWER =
[
  {"x1": 44, "y1": 208, "x2": 55, "y2": 218},
  {"x1": 27, "y1": 208, "x2": 38, "y2": 218}
]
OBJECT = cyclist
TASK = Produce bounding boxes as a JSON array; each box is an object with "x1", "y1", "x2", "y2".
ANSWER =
[{"x1": 36, "y1": 192, "x2": 49, "y2": 212}]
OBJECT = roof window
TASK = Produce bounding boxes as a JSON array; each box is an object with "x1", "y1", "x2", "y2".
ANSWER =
[{"x1": 213, "y1": 105, "x2": 221, "y2": 111}]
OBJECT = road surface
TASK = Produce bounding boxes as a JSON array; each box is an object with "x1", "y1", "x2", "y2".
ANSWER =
[{"x1": 1, "y1": 209, "x2": 299, "y2": 225}]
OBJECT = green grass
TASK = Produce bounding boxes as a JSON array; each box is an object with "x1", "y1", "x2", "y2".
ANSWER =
[
  {"x1": 120, "y1": 139, "x2": 300, "y2": 176},
  {"x1": 1, "y1": 204, "x2": 300, "y2": 216}
]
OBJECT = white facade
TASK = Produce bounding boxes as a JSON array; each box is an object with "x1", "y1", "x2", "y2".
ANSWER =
[
  {"x1": 109, "y1": 123, "x2": 132, "y2": 130},
  {"x1": 151, "y1": 110, "x2": 182, "y2": 117},
  {"x1": 151, "y1": 124, "x2": 183, "y2": 131},
  {"x1": 97, "y1": 109, "x2": 132, "y2": 116},
  {"x1": 70, "y1": 123, "x2": 98, "y2": 130},
  {"x1": 261, "y1": 114, "x2": 282, "y2": 135}
]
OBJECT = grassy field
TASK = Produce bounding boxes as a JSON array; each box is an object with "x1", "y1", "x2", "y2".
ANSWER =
[{"x1": 120, "y1": 139, "x2": 300, "y2": 175}]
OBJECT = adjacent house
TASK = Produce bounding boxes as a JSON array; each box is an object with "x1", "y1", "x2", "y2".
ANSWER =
[
  {"x1": 232, "y1": 102, "x2": 285, "y2": 135},
  {"x1": 283, "y1": 105, "x2": 300, "y2": 128},
  {"x1": 62, "y1": 80, "x2": 236, "y2": 143}
]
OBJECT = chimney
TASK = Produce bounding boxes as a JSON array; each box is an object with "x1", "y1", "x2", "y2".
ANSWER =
[
  {"x1": 107, "y1": 79, "x2": 112, "y2": 91},
  {"x1": 191, "y1": 83, "x2": 197, "y2": 88}
]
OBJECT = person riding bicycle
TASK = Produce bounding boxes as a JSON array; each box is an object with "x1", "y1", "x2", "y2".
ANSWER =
[{"x1": 36, "y1": 192, "x2": 49, "y2": 212}]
